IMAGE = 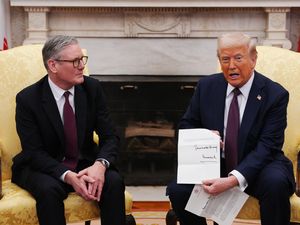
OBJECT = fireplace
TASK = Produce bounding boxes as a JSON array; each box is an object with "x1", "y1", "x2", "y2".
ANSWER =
[
  {"x1": 10, "y1": 0, "x2": 297, "y2": 186},
  {"x1": 93, "y1": 75, "x2": 200, "y2": 185}
]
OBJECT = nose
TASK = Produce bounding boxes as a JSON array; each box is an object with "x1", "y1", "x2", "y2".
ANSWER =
[
  {"x1": 228, "y1": 58, "x2": 237, "y2": 69},
  {"x1": 77, "y1": 59, "x2": 85, "y2": 70}
]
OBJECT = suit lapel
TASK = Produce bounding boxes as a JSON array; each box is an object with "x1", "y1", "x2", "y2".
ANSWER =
[
  {"x1": 42, "y1": 77, "x2": 65, "y2": 145},
  {"x1": 214, "y1": 76, "x2": 227, "y2": 139},
  {"x1": 74, "y1": 85, "x2": 87, "y2": 149},
  {"x1": 238, "y1": 72, "x2": 265, "y2": 160}
]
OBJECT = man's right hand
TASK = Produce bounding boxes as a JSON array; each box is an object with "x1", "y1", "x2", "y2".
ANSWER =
[
  {"x1": 64, "y1": 171, "x2": 97, "y2": 201},
  {"x1": 211, "y1": 130, "x2": 224, "y2": 149}
]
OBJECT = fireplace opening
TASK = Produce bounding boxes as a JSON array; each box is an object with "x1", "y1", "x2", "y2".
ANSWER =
[{"x1": 94, "y1": 76, "x2": 199, "y2": 185}]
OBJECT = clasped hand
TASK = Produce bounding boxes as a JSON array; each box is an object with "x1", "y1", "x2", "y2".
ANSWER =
[{"x1": 65, "y1": 161, "x2": 106, "y2": 201}]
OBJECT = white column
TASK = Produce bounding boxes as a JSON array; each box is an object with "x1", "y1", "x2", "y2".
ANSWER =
[
  {"x1": 263, "y1": 7, "x2": 292, "y2": 49},
  {"x1": 23, "y1": 7, "x2": 50, "y2": 45}
]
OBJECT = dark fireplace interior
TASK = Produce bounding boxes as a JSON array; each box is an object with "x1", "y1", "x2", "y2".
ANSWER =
[{"x1": 92, "y1": 75, "x2": 200, "y2": 185}]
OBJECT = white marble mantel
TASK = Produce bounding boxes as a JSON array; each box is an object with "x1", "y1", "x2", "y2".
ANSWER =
[
  {"x1": 10, "y1": 0, "x2": 300, "y2": 76},
  {"x1": 10, "y1": 0, "x2": 300, "y2": 8}
]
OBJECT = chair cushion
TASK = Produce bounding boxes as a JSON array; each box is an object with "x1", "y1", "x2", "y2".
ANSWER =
[
  {"x1": 236, "y1": 196, "x2": 260, "y2": 220},
  {"x1": 0, "y1": 180, "x2": 133, "y2": 225},
  {"x1": 237, "y1": 194, "x2": 300, "y2": 223}
]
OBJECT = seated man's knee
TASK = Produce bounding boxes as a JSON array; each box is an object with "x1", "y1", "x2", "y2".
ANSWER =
[
  {"x1": 261, "y1": 172, "x2": 290, "y2": 198},
  {"x1": 105, "y1": 170, "x2": 125, "y2": 191},
  {"x1": 34, "y1": 181, "x2": 67, "y2": 202},
  {"x1": 167, "y1": 181, "x2": 193, "y2": 208}
]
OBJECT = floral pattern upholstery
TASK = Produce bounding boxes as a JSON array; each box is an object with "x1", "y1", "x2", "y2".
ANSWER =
[
  {"x1": 0, "y1": 44, "x2": 133, "y2": 225},
  {"x1": 236, "y1": 46, "x2": 300, "y2": 223}
]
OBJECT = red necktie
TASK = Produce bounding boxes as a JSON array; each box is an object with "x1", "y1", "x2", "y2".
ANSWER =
[
  {"x1": 225, "y1": 88, "x2": 241, "y2": 173},
  {"x1": 63, "y1": 91, "x2": 78, "y2": 171}
]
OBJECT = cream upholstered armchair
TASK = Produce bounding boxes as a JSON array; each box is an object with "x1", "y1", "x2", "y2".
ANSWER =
[
  {"x1": 0, "y1": 44, "x2": 135, "y2": 225},
  {"x1": 166, "y1": 46, "x2": 300, "y2": 225},
  {"x1": 235, "y1": 46, "x2": 300, "y2": 224}
]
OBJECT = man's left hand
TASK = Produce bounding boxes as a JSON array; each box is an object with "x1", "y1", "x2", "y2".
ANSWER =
[{"x1": 77, "y1": 161, "x2": 106, "y2": 201}]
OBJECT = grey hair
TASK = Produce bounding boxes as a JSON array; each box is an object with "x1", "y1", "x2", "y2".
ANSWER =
[
  {"x1": 42, "y1": 35, "x2": 78, "y2": 70},
  {"x1": 217, "y1": 33, "x2": 257, "y2": 58}
]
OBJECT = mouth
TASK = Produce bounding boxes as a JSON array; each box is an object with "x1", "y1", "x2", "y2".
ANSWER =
[{"x1": 229, "y1": 73, "x2": 240, "y2": 79}]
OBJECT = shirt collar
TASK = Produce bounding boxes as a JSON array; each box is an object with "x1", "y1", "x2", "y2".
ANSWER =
[
  {"x1": 48, "y1": 76, "x2": 75, "y2": 101},
  {"x1": 226, "y1": 71, "x2": 255, "y2": 98}
]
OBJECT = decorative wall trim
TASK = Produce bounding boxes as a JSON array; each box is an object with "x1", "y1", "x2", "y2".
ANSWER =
[
  {"x1": 264, "y1": 7, "x2": 291, "y2": 13},
  {"x1": 9, "y1": 1, "x2": 299, "y2": 75},
  {"x1": 49, "y1": 7, "x2": 262, "y2": 13},
  {"x1": 10, "y1": 0, "x2": 300, "y2": 8},
  {"x1": 18, "y1": 4, "x2": 292, "y2": 48},
  {"x1": 24, "y1": 7, "x2": 50, "y2": 12},
  {"x1": 124, "y1": 12, "x2": 191, "y2": 37}
]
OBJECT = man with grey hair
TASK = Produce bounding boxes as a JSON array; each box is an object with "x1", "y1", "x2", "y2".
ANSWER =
[
  {"x1": 11, "y1": 35, "x2": 126, "y2": 225},
  {"x1": 167, "y1": 33, "x2": 295, "y2": 225}
]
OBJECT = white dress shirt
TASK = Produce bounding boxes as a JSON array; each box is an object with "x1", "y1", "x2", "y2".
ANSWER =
[
  {"x1": 223, "y1": 72, "x2": 255, "y2": 191},
  {"x1": 48, "y1": 77, "x2": 75, "y2": 122},
  {"x1": 48, "y1": 77, "x2": 75, "y2": 181}
]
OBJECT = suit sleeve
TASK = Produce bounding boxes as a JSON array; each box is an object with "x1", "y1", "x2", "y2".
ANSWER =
[
  {"x1": 236, "y1": 89, "x2": 289, "y2": 185},
  {"x1": 94, "y1": 82, "x2": 120, "y2": 166},
  {"x1": 15, "y1": 92, "x2": 68, "y2": 179},
  {"x1": 179, "y1": 80, "x2": 203, "y2": 129}
]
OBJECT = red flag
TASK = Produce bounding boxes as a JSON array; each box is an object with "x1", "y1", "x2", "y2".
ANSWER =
[
  {"x1": 297, "y1": 37, "x2": 300, "y2": 52},
  {"x1": 3, "y1": 37, "x2": 8, "y2": 50}
]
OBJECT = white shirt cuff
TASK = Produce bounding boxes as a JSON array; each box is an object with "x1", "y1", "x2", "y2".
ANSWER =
[
  {"x1": 229, "y1": 170, "x2": 248, "y2": 191},
  {"x1": 60, "y1": 170, "x2": 71, "y2": 182}
]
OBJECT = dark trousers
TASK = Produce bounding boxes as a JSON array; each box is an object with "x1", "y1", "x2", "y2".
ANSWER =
[
  {"x1": 167, "y1": 159, "x2": 295, "y2": 225},
  {"x1": 12, "y1": 160, "x2": 126, "y2": 225}
]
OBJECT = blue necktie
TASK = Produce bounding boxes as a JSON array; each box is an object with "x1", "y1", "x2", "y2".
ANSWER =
[
  {"x1": 62, "y1": 91, "x2": 78, "y2": 171},
  {"x1": 225, "y1": 88, "x2": 241, "y2": 173}
]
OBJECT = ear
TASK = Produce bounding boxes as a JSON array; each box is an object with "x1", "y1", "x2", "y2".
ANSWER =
[
  {"x1": 251, "y1": 53, "x2": 257, "y2": 69},
  {"x1": 47, "y1": 59, "x2": 58, "y2": 73}
]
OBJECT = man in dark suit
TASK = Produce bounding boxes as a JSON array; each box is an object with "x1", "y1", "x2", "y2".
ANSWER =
[
  {"x1": 167, "y1": 33, "x2": 295, "y2": 225},
  {"x1": 11, "y1": 35, "x2": 125, "y2": 225}
]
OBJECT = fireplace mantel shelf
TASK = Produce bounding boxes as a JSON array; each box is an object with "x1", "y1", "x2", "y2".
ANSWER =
[
  {"x1": 10, "y1": 0, "x2": 300, "y2": 8},
  {"x1": 91, "y1": 75, "x2": 203, "y2": 83},
  {"x1": 9, "y1": 0, "x2": 297, "y2": 74}
]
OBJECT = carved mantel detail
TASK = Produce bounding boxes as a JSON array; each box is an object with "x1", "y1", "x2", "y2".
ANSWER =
[{"x1": 125, "y1": 12, "x2": 190, "y2": 37}]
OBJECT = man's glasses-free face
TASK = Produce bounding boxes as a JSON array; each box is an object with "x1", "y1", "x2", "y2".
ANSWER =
[{"x1": 55, "y1": 56, "x2": 88, "y2": 68}]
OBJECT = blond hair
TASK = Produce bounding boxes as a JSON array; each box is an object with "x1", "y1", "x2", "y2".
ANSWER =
[{"x1": 217, "y1": 33, "x2": 257, "y2": 58}]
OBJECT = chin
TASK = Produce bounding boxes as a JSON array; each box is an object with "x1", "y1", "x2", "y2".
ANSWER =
[
  {"x1": 75, "y1": 76, "x2": 84, "y2": 84},
  {"x1": 228, "y1": 80, "x2": 242, "y2": 88}
]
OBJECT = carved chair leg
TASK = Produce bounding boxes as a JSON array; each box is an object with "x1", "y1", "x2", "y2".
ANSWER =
[
  {"x1": 166, "y1": 209, "x2": 178, "y2": 225},
  {"x1": 84, "y1": 221, "x2": 91, "y2": 225},
  {"x1": 126, "y1": 214, "x2": 136, "y2": 225}
]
